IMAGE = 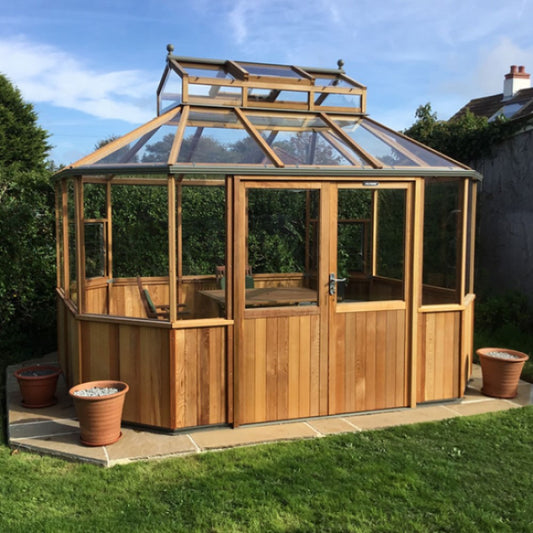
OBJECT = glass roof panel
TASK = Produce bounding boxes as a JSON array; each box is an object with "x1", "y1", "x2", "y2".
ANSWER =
[
  {"x1": 185, "y1": 65, "x2": 235, "y2": 80},
  {"x1": 178, "y1": 109, "x2": 271, "y2": 165},
  {"x1": 488, "y1": 102, "x2": 524, "y2": 121},
  {"x1": 332, "y1": 117, "x2": 461, "y2": 168},
  {"x1": 362, "y1": 120, "x2": 462, "y2": 168},
  {"x1": 94, "y1": 110, "x2": 181, "y2": 165},
  {"x1": 333, "y1": 118, "x2": 418, "y2": 166},
  {"x1": 247, "y1": 113, "x2": 365, "y2": 166},
  {"x1": 238, "y1": 62, "x2": 303, "y2": 80},
  {"x1": 138, "y1": 126, "x2": 177, "y2": 163}
]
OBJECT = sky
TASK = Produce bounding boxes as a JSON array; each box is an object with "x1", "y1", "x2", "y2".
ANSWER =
[{"x1": 1, "y1": 0, "x2": 532, "y2": 165}]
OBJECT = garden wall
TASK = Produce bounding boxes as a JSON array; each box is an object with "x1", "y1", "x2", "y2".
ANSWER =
[{"x1": 473, "y1": 128, "x2": 533, "y2": 304}]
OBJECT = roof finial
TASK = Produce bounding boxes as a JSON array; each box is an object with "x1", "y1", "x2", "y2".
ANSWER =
[
  {"x1": 167, "y1": 43, "x2": 175, "y2": 57},
  {"x1": 337, "y1": 59, "x2": 345, "y2": 73}
]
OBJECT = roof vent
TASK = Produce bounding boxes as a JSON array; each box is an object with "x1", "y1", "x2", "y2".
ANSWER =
[{"x1": 503, "y1": 65, "x2": 530, "y2": 100}]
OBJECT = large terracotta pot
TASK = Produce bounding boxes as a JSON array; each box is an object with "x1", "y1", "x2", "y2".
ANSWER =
[
  {"x1": 69, "y1": 380, "x2": 129, "y2": 446},
  {"x1": 14, "y1": 365, "x2": 62, "y2": 408},
  {"x1": 477, "y1": 347, "x2": 529, "y2": 399}
]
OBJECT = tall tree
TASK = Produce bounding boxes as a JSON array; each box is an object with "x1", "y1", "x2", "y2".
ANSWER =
[
  {"x1": 0, "y1": 74, "x2": 55, "y2": 359},
  {"x1": 0, "y1": 75, "x2": 50, "y2": 172}
]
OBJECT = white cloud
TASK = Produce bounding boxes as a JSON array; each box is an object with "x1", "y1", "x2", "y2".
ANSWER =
[
  {"x1": 228, "y1": 0, "x2": 250, "y2": 45},
  {"x1": 0, "y1": 36, "x2": 156, "y2": 123},
  {"x1": 440, "y1": 37, "x2": 533, "y2": 103}
]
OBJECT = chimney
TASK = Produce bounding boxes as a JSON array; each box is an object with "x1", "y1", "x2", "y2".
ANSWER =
[{"x1": 503, "y1": 65, "x2": 530, "y2": 100}]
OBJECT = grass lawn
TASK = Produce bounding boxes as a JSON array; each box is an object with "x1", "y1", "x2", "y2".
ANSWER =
[{"x1": 0, "y1": 407, "x2": 532, "y2": 532}]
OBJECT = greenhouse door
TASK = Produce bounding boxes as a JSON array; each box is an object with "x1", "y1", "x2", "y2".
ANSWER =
[
  {"x1": 328, "y1": 182, "x2": 412, "y2": 415},
  {"x1": 234, "y1": 180, "x2": 412, "y2": 426}
]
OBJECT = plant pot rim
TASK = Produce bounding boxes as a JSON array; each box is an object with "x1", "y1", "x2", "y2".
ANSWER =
[
  {"x1": 14, "y1": 364, "x2": 62, "y2": 380},
  {"x1": 476, "y1": 347, "x2": 530, "y2": 362},
  {"x1": 69, "y1": 380, "x2": 129, "y2": 401}
]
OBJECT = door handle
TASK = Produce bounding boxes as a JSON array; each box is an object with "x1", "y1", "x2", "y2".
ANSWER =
[{"x1": 329, "y1": 273, "x2": 347, "y2": 296}]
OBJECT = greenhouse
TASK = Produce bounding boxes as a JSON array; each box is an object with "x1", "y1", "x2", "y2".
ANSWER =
[{"x1": 54, "y1": 46, "x2": 479, "y2": 430}]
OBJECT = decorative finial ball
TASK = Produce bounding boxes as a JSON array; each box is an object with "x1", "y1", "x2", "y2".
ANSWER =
[
  {"x1": 337, "y1": 59, "x2": 345, "y2": 71},
  {"x1": 167, "y1": 44, "x2": 175, "y2": 55}
]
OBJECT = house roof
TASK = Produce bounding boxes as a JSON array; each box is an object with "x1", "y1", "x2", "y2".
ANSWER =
[{"x1": 451, "y1": 87, "x2": 533, "y2": 122}]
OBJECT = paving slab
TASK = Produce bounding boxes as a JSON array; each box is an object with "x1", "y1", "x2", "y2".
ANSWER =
[
  {"x1": 9, "y1": 418, "x2": 79, "y2": 440},
  {"x1": 191, "y1": 421, "x2": 318, "y2": 450},
  {"x1": 306, "y1": 416, "x2": 361, "y2": 435},
  {"x1": 105, "y1": 428, "x2": 198, "y2": 465},
  {"x1": 345, "y1": 405, "x2": 458, "y2": 430},
  {"x1": 11, "y1": 431, "x2": 109, "y2": 466},
  {"x1": 462, "y1": 385, "x2": 488, "y2": 402},
  {"x1": 445, "y1": 399, "x2": 520, "y2": 416}
]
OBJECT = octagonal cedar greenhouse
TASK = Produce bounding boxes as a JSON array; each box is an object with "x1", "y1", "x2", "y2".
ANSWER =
[{"x1": 54, "y1": 48, "x2": 479, "y2": 431}]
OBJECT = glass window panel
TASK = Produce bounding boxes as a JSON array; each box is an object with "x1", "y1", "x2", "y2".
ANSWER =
[
  {"x1": 85, "y1": 222, "x2": 105, "y2": 278},
  {"x1": 315, "y1": 93, "x2": 361, "y2": 109},
  {"x1": 178, "y1": 110, "x2": 267, "y2": 164},
  {"x1": 246, "y1": 189, "x2": 319, "y2": 308},
  {"x1": 181, "y1": 185, "x2": 226, "y2": 319},
  {"x1": 248, "y1": 88, "x2": 308, "y2": 106},
  {"x1": 188, "y1": 83, "x2": 242, "y2": 106},
  {"x1": 337, "y1": 189, "x2": 372, "y2": 302},
  {"x1": 376, "y1": 189, "x2": 406, "y2": 285},
  {"x1": 465, "y1": 181, "x2": 475, "y2": 295},
  {"x1": 312, "y1": 76, "x2": 355, "y2": 89},
  {"x1": 159, "y1": 72, "x2": 182, "y2": 113},
  {"x1": 55, "y1": 186, "x2": 65, "y2": 290},
  {"x1": 67, "y1": 180, "x2": 77, "y2": 304},
  {"x1": 338, "y1": 188, "x2": 405, "y2": 303},
  {"x1": 84, "y1": 183, "x2": 106, "y2": 219},
  {"x1": 68, "y1": 222, "x2": 77, "y2": 303},
  {"x1": 112, "y1": 184, "x2": 169, "y2": 279},
  {"x1": 422, "y1": 179, "x2": 462, "y2": 304}
]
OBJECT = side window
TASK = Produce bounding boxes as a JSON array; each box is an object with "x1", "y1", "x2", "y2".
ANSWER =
[
  {"x1": 337, "y1": 188, "x2": 406, "y2": 303},
  {"x1": 422, "y1": 178, "x2": 462, "y2": 304},
  {"x1": 84, "y1": 183, "x2": 107, "y2": 279},
  {"x1": 245, "y1": 188, "x2": 320, "y2": 308}
]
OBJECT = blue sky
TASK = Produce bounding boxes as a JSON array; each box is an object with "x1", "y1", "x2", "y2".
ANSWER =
[{"x1": 2, "y1": 0, "x2": 532, "y2": 165}]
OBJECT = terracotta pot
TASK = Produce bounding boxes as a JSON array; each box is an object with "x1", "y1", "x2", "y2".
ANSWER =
[
  {"x1": 477, "y1": 347, "x2": 529, "y2": 399},
  {"x1": 69, "y1": 380, "x2": 129, "y2": 446},
  {"x1": 14, "y1": 365, "x2": 62, "y2": 408}
]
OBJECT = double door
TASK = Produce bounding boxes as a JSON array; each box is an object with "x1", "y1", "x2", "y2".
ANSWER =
[{"x1": 234, "y1": 179, "x2": 413, "y2": 425}]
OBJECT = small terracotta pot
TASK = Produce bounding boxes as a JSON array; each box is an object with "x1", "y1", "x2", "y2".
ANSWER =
[
  {"x1": 69, "y1": 380, "x2": 129, "y2": 447},
  {"x1": 14, "y1": 365, "x2": 62, "y2": 408},
  {"x1": 477, "y1": 347, "x2": 529, "y2": 399}
]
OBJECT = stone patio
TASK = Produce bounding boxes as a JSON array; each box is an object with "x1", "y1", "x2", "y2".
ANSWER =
[{"x1": 6, "y1": 354, "x2": 532, "y2": 467}]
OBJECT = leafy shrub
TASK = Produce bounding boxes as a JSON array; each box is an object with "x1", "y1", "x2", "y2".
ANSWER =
[{"x1": 475, "y1": 291, "x2": 533, "y2": 333}]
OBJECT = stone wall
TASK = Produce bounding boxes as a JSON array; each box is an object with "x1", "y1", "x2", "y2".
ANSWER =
[{"x1": 472, "y1": 128, "x2": 533, "y2": 303}]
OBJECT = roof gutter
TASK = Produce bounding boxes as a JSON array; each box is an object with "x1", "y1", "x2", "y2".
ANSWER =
[{"x1": 54, "y1": 164, "x2": 482, "y2": 182}]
